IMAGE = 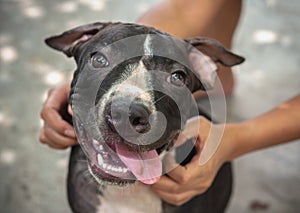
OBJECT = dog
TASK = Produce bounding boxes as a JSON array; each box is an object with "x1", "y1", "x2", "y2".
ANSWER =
[{"x1": 45, "y1": 22, "x2": 244, "y2": 213}]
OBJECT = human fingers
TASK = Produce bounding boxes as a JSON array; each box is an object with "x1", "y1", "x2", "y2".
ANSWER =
[
  {"x1": 41, "y1": 123, "x2": 77, "y2": 147},
  {"x1": 40, "y1": 105, "x2": 75, "y2": 138},
  {"x1": 174, "y1": 116, "x2": 201, "y2": 147},
  {"x1": 153, "y1": 154, "x2": 199, "y2": 192},
  {"x1": 39, "y1": 85, "x2": 76, "y2": 144},
  {"x1": 174, "y1": 116, "x2": 212, "y2": 148},
  {"x1": 39, "y1": 128, "x2": 70, "y2": 149}
]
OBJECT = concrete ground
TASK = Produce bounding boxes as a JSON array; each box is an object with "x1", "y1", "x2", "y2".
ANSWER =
[{"x1": 0, "y1": 0, "x2": 299, "y2": 212}]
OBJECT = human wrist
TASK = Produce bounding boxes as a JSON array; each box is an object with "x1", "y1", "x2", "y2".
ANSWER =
[
  {"x1": 223, "y1": 121, "x2": 254, "y2": 161},
  {"x1": 203, "y1": 123, "x2": 236, "y2": 167}
]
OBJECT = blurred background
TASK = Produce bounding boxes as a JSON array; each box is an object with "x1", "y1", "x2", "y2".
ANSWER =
[{"x1": 0, "y1": 0, "x2": 299, "y2": 212}]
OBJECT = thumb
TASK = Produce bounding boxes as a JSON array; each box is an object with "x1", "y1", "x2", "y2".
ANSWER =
[
  {"x1": 162, "y1": 152, "x2": 179, "y2": 172},
  {"x1": 68, "y1": 104, "x2": 73, "y2": 116},
  {"x1": 174, "y1": 116, "x2": 201, "y2": 147}
]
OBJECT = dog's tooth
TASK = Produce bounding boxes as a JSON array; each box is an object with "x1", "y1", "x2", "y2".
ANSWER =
[
  {"x1": 107, "y1": 165, "x2": 112, "y2": 170},
  {"x1": 97, "y1": 154, "x2": 103, "y2": 165},
  {"x1": 123, "y1": 168, "x2": 128, "y2": 173},
  {"x1": 102, "y1": 163, "x2": 107, "y2": 169},
  {"x1": 99, "y1": 145, "x2": 103, "y2": 151}
]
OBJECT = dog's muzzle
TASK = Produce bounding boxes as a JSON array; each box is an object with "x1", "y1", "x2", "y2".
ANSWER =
[{"x1": 73, "y1": 108, "x2": 164, "y2": 185}]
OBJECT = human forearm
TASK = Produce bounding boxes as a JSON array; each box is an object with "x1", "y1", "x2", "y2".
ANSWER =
[
  {"x1": 137, "y1": 0, "x2": 241, "y2": 99},
  {"x1": 226, "y1": 95, "x2": 300, "y2": 160},
  {"x1": 136, "y1": 0, "x2": 227, "y2": 38}
]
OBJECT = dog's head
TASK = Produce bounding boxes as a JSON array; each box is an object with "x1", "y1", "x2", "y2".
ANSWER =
[{"x1": 45, "y1": 22, "x2": 244, "y2": 185}]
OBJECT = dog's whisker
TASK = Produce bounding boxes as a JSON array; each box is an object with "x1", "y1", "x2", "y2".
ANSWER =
[
  {"x1": 97, "y1": 86, "x2": 108, "y2": 93},
  {"x1": 87, "y1": 177, "x2": 96, "y2": 185},
  {"x1": 79, "y1": 168, "x2": 96, "y2": 185},
  {"x1": 83, "y1": 169, "x2": 92, "y2": 178},
  {"x1": 153, "y1": 94, "x2": 167, "y2": 105}
]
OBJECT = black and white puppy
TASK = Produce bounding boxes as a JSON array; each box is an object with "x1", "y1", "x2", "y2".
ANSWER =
[{"x1": 45, "y1": 22, "x2": 244, "y2": 213}]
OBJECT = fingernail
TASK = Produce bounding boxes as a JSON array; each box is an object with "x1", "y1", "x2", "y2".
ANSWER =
[{"x1": 64, "y1": 129, "x2": 75, "y2": 137}]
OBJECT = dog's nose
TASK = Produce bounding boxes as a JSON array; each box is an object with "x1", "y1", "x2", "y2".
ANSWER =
[
  {"x1": 129, "y1": 103, "x2": 151, "y2": 133},
  {"x1": 105, "y1": 100, "x2": 150, "y2": 134}
]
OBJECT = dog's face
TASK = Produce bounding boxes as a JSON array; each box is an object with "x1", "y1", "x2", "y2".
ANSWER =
[{"x1": 45, "y1": 22, "x2": 244, "y2": 185}]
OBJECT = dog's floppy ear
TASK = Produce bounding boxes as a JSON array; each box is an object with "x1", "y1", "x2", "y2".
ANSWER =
[
  {"x1": 185, "y1": 37, "x2": 245, "y2": 90},
  {"x1": 185, "y1": 37, "x2": 245, "y2": 66},
  {"x1": 45, "y1": 22, "x2": 112, "y2": 57}
]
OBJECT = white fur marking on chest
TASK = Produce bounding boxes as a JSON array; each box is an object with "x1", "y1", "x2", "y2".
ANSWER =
[{"x1": 96, "y1": 182, "x2": 162, "y2": 213}]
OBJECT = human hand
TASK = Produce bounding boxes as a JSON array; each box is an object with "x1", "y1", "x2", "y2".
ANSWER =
[
  {"x1": 151, "y1": 116, "x2": 229, "y2": 206},
  {"x1": 39, "y1": 84, "x2": 77, "y2": 149}
]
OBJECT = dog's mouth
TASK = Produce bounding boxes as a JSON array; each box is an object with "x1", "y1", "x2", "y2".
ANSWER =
[
  {"x1": 86, "y1": 129, "x2": 174, "y2": 185},
  {"x1": 72, "y1": 97, "x2": 180, "y2": 186}
]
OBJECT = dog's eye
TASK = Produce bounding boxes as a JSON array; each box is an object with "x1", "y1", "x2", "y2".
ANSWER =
[
  {"x1": 168, "y1": 70, "x2": 186, "y2": 86},
  {"x1": 91, "y1": 52, "x2": 109, "y2": 68}
]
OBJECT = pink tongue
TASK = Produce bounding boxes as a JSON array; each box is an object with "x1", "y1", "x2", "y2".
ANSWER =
[{"x1": 115, "y1": 143, "x2": 162, "y2": 184}]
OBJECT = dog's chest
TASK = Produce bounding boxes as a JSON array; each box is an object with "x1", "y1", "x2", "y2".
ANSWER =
[{"x1": 96, "y1": 182, "x2": 162, "y2": 213}]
